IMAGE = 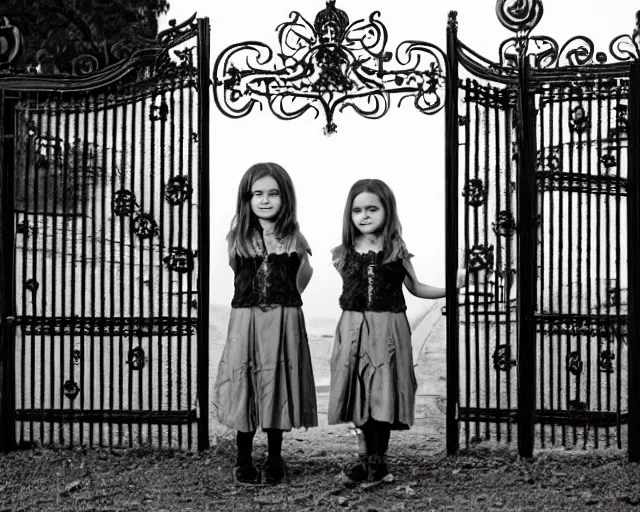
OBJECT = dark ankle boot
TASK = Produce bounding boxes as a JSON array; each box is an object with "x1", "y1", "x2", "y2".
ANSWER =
[
  {"x1": 367, "y1": 454, "x2": 389, "y2": 481},
  {"x1": 233, "y1": 456, "x2": 261, "y2": 484},
  {"x1": 262, "y1": 457, "x2": 287, "y2": 485},
  {"x1": 344, "y1": 454, "x2": 368, "y2": 482}
]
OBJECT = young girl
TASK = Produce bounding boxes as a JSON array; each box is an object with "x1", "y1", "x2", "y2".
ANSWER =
[
  {"x1": 329, "y1": 178, "x2": 464, "y2": 482},
  {"x1": 213, "y1": 162, "x2": 317, "y2": 485}
]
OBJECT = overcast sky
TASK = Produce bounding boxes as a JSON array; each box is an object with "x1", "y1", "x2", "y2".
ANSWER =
[{"x1": 158, "y1": 0, "x2": 640, "y2": 322}]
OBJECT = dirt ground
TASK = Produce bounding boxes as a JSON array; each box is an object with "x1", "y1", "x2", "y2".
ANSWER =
[{"x1": 2, "y1": 420, "x2": 640, "y2": 512}]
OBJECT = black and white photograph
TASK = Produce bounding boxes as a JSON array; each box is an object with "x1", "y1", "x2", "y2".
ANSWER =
[{"x1": 0, "y1": 0, "x2": 640, "y2": 510}]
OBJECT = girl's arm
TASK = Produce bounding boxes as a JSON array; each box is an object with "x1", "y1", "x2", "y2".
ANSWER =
[
  {"x1": 403, "y1": 260, "x2": 466, "y2": 299},
  {"x1": 297, "y1": 253, "x2": 313, "y2": 294}
]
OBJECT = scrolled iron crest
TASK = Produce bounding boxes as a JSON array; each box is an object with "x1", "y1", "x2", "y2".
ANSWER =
[{"x1": 214, "y1": 1, "x2": 446, "y2": 134}]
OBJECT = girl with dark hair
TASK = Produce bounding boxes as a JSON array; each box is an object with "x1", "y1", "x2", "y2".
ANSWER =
[
  {"x1": 329, "y1": 178, "x2": 465, "y2": 482},
  {"x1": 213, "y1": 162, "x2": 317, "y2": 485}
]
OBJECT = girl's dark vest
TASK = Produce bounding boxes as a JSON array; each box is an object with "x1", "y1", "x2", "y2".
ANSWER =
[
  {"x1": 231, "y1": 252, "x2": 303, "y2": 308},
  {"x1": 338, "y1": 249, "x2": 407, "y2": 313}
]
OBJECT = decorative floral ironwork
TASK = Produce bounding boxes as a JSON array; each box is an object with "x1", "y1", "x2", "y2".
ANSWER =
[
  {"x1": 213, "y1": 1, "x2": 446, "y2": 134},
  {"x1": 467, "y1": 244, "x2": 495, "y2": 272},
  {"x1": 492, "y1": 344, "x2": 517, "y2": 371},
  {"x1": 25, "y1": 278, "x2": 39, "y2": 293},
  {"x1": 600, "y1": 153, "x2": 617, "y2": 169},
  {"x1": 113, "y1": 190, "x2": 139, "y2": 217},
  {"x1": 163, "y1": 247, "x2": 196, "y2": 274},
  {"x1": 150, "y1": 98, "x2": 169, "y2": 122},
  {"x1": 462, "y1": 179, "x2": 486, "y2": 207},
  {"x1": 568, "y1": 105, "x2": 590, "y2": 134},
  {"x1": 132, "y1": 213, "x2": 159, "y2": 239},
  {"x1": 164, "y1": 176, "x2": 192, "y2": 205},
  {"x1": 566, "y1": 351, "x2": 583, "y2": 376},
  {"x1": 609, "y1": 104, "x2": 629, "y2": 139},
  {"x1": 568, "y1": 399, "x2": 587, "y2": 412},
  {"x1": 492, "y1": 210, "x2": 517, "y2": 237},
  {"x1": 126, "y1": 347, "x2": 146, "y2": 371},
  {"x1": 72, "y1": 349, "x2": 81, "y2": 365},
  {"x1": 63, "y1": 380, "x2": 80, "y2": 400},
  {"x1": 598, "y1": 349, "x2": 615, "y2": 373}
]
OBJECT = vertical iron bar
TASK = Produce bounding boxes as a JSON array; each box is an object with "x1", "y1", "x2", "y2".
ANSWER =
[
  {"x1": 99, "y1": 94, "x2": 108, "y2": 447},
  {"x1": 558, "y1": 89, "x2": 566, "y2": 447},
  {"x1": 80, "y1": 93, "x2": 90, "y2": 446},
  {"x1": 516, "y1": 49, "x2": 537, "y2": 459},
  {"x1": 109, "y1": 95, "x2": 118, "y2": 448},
  {"x1": 585, "y1": 88, "x2": 594, "y2": 449},
  {"x1": 464, "y1": 80, "x2": 471, "y2": 449},
  {"x1": 118, "y1": 97, "x2": 128, "y2": 447},
  {"x1": 482, "y1": 85, "x2": 491, "y2": 441},
  {"x1": 0, "y1": 92, "x2": 17, "y2": 452},
  {"x1": 168, "y1": 84, "x2": 176, "y2": 448},
  {"x1": 51, "y1": 94, "x2": 61, "y2": 446},
  {"x1": 197, "y1": 17, "x2": 211, "y2": 451},
  {"x1": 596, "y1": 85, "x2": 603, "y2": 449},
  {"x1": 605, "y1": 92, "x2": 612, "y2": 447},
  {"x1": 90, "y1": 93, "x2": 99, "y2": 447},
  {"x1": 539, "y1": 90, "x2": 546, "y2": 448},
  {"x1": 548, "y1": 91, "x2": 556, "y2": 445},
  {"x1": 186, "y1": 63, "x2": 194, "y2": 450},
  {"x1": 505, "y1": 98, "x2": 514, "y2": 443},
  {"x1": 473, "y1": 82, "x2": 480, "y2": 443},
  {"x1": 60, "y1": 98, "x2": 70, "y2": 447},
  {"x1": 138, "y1": 94, "x2": 146, "y2": 446},
  {"x1": 493, "y1": 88, "x2": 502, "y2": 443},
  {"x1": 158, "y1": 88, "x2": 166, "y2": 449},
  {"x1": 567, "y1": 87, "x2": 576, "y2": 446},
  {"x1": 41, "y1": 97, "x2": 51, "y2": 445},
  {"x1": 177, "y1": 80, "x2": 185, "y2": 450},
  {"x1": 128, "y1": 93, "x2": 137, "y2": 448},
  {"x1": 148, "y1": 91, "x2": 156, "y2": 446}
]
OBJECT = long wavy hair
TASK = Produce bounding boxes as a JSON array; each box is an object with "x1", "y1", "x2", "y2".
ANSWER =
[
  {"x1": 227, "y1": 162, "x2": 299, "y2": 257},
  {"x1": 340, "y1": 178, "x2": 404, "y2": 264}
]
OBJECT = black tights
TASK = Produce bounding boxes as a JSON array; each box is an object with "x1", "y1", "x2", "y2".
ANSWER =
[
  {"x1": 360, "y1": 420, "x2": 391, "y2": 456},
  {"x1": 236, "y1": 429, "x2": 284, "y2": 463}
]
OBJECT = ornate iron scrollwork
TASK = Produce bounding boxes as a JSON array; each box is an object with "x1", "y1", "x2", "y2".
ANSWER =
[
  {"x1": 72, "y1": 349, "x2": 81, "y2": 365},
  {"x1": 163, "y1": 247, "x2": 196, "y2": 274},
  {"x1": 598, "y1": 349, "x2": 615, "y2": 373},
  {"x1": 113, "y1": 190, "x2": 139, "y2": 217},
  {"x1": 213, "y1": 0, "x2": 446, "y2": 134},
  {"x1": 566, "y1": 351, "x2": 583, "y2": 376},
  {"x1": 609, "y1": 104, "x2": 628, "y2": 139},
  {"x1": 132, "y1": 213, "x2": 159, "y2": 239},
  {"x1": 63, "y1": 380, "x2": 80, "y2": 400},
  {"x1": 492, "y1": 210, "x2": 517, "y2": 237},
  {"x1": 600, "y1": 153, "x2": 617, "y2": 169},
  {"x1": 492, "y1": 344, "x2": 517, "y2": 371},
  {"x1": 126, "y1": 347, "x2": 146, "y2": 371},
  {"x1": 467, "y1": 244, "x2": 495, "y2": 272},
  {"x1": 462, "y1": 179, "x2": 486, "y2": 207},
  {"x1": 164, "y1": 176, "x2": 192, "y2": 205}
]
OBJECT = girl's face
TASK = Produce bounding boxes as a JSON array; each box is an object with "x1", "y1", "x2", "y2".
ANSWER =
[
  {"x1": 250, "y1": 175, "x2": 282, "y2": 221},
  {"x1": 351, "y1": 191, "x2": 385, "y2": 235}
]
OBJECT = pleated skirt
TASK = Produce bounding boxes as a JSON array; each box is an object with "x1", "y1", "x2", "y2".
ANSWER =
[
  {"x1": 328, "y1": 310, "x2": 417, "y2": 429},
  {"x1": 213, "y1": 306, "x2": 318, "y2": 432}
]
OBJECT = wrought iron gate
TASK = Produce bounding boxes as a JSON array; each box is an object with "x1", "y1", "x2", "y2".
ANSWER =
[
  {"x1": 0, "y1": 16, "x2": 211, "y2": 451},
  {"x1": 445, "y1": 2, "x2": 639, "y2": 457}
]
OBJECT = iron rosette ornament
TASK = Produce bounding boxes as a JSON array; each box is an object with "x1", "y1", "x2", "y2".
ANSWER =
[{"x1": 213, "y1": 0, "x2": 446, "y2": 135}]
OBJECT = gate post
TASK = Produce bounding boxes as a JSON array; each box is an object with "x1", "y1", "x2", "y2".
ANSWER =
[
  {"x1": 196, "y1": 17, "x2": 211, "y2": 452},
  {"x1": 0, "y1": 93, "x2": 16, "y2": 452},
  {"x1": 627, "y1": 62, "x2": 640, "y2": 463},
  {"x1": 515, "y1": 49, "x2": 537, "y2": 458},
  {"x1": 445, "y1": 10, "x2": 460, "y2": 456}
]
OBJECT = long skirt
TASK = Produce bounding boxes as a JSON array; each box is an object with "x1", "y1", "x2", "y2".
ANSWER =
[
  {"x1": 328, "y1": 310, "x2": 417, "y2": 429},
  {"x1": 213, "y1": 306, "x2": 318, "y2": 432}
]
